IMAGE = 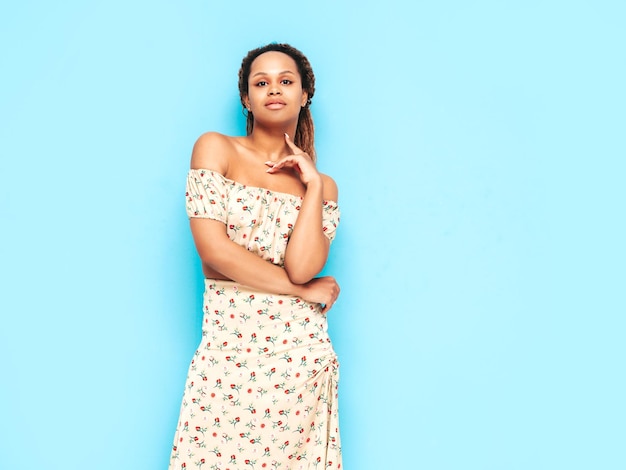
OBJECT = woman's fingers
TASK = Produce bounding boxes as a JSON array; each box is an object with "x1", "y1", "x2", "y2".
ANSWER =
[
  {"x1": 264, "y1": 134, "x2": 318, "y2": 183},
  {"x1": 301, "y1": 276, "x2": 340, "y2": 314},
  {"x1": 284, "y1": 133, "x2": 301, "y2": 154},
  {"x1": 265, "y1": 156, "x2": 302, "y2": 173},
  {"x1": 321, "y1": 288, "x2": 340, "y2": 314},
  {"x1": 264, "y1": 134, "x2": 311, "y2": 171}
]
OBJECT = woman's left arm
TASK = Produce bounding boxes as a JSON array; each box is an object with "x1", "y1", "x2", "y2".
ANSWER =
[{"x1": 266, "y1": 134, "x2": 338, "y2": 284}]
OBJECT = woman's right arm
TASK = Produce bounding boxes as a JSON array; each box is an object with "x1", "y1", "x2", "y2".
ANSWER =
[
  {"x1": 190, "y1": 217, "x2": 338, "y2": 307},
  {"x1": 189, "y1": 133, "x2": 340, "y2": 310}
]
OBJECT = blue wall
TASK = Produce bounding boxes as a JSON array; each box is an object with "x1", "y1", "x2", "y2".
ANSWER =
[{"x1": 1, "y1": 1, "x2": 624, "y2": 469}]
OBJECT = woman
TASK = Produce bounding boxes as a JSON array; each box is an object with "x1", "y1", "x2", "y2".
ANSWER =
[{"x1": 169, "y1": 43, "x2": 343, "y2": 469}]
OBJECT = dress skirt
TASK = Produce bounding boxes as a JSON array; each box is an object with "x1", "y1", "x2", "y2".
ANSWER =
[{"x1": 169, "y1": 279, "x2": 342, "y2": 470}]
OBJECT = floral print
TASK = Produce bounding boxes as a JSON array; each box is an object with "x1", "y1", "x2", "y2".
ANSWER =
[
  {"x1": 170, "y1": 170, "x2": 342, "y2": 469},
  {"x1": 184, "y1": 170, "x2": 340, "y2": 267}
]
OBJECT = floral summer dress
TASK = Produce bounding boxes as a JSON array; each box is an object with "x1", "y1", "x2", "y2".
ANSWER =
[{"x1": 169, "y1": 169, "x2": 342, "y2": 470}]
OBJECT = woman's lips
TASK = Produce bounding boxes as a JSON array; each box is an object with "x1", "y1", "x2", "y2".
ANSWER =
[{"x1": 265, "y1": 100, "x2": 286, "y2": 109}]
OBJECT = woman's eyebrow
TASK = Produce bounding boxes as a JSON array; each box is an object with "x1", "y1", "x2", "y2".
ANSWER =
[{"x1": 251, "y1": 70, "x2": 297, "y2": 78}]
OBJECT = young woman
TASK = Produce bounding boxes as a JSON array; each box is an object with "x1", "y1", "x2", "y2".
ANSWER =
[{"x1": 169, "y1": 43, "x2": 343, "y2": 469}]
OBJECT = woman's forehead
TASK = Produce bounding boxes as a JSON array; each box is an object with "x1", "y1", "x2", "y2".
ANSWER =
[{"x1": 250, "y1": 51, "x2": 299, "y2": 75}]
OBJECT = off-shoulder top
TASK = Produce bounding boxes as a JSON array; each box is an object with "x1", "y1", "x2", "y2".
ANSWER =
[{"x1": 185, "y1": 169, "x2": 340, "y2": 267}]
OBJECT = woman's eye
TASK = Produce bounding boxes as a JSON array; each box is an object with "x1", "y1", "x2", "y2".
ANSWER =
[
  {"x1": 281, "y1": 79, "x2": 292, "y2": 85},
  {"x1": 256, "y1": 81, "x2": 268, "y2": 87}
]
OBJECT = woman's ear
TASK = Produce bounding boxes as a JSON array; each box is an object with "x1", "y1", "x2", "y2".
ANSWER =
[{"x1": 301, "y1": 91, "x2": 308, "y2": 107}]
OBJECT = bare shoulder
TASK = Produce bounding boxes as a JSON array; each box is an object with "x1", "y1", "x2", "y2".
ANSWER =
[
  {"x1": 190, "y1": 132, "x2": 237, "y2": 173},
  {"x1": 321, "y1": 173, "x2": 339, "y2": 202}
]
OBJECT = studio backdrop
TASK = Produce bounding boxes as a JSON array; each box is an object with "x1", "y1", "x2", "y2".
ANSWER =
[{"x1": 1, "y1": 1, "x2": 625, "y2": 469}]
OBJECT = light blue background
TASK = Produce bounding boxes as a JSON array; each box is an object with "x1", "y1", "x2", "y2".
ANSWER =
[{"x1": 1, "y1": 1, "x2": 624, "y2": 469}]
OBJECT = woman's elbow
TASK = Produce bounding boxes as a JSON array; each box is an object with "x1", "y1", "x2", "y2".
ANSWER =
[
  {"x1": 284, "y1": 263, "x2": 321, "y2": 285},
  {"x1": 287, "y1": 272, "x2": 312, "y2": 285}
]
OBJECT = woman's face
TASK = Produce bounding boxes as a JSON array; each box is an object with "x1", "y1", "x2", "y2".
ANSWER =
[{"x1": 245, "y1": 51, "x2": 308, "y2": 125}]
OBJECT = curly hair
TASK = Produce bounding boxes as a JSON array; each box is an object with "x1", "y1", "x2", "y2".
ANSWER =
[{"x1": 238, "y1": 43, "x2": 317, "y2": 161}]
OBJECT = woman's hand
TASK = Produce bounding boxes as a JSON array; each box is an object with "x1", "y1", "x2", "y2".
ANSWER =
[
  {"x1": 297, "y1": 276, "x2": 340, "y2": 314},
  {"x1": 265, "y1": 133, "x2": 322, "y2": 187}
]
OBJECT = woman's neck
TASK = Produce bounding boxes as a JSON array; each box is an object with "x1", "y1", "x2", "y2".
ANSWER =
[{"x1": 246, "y1": 126, "x2": 297, "y2": 161}]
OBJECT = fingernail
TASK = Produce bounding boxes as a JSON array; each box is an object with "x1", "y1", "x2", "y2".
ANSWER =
[{"x1": 284, "y1": 133, "x2": 289, "y2": 139}]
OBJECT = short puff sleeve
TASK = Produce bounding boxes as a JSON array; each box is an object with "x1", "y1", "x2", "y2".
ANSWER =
[
  {"x1": 322, "y1": 200, "x2": 340, "y2": 242},
  {"x1": 185, "y1": 169, "x2": 228, "y2": 222}
]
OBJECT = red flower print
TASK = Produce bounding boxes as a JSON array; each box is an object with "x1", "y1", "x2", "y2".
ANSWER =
[{"x1": 174, "y1": 174, "x2": 343, "y2": 467}]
